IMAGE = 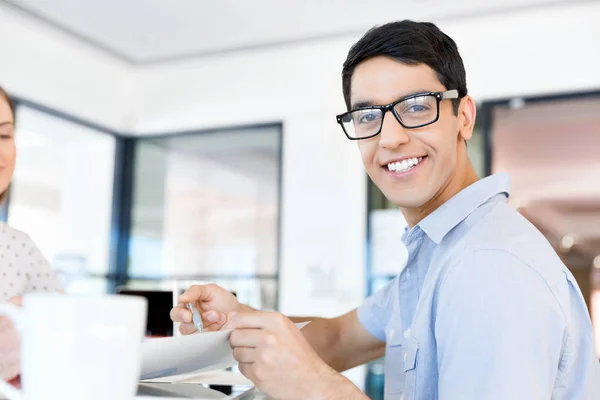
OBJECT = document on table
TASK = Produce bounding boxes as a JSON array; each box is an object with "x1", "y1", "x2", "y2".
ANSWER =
[{"x1": 139, "y1": 322, "x2": 310, "y2": 381}]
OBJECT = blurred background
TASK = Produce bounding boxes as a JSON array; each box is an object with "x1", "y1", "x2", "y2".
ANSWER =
[{"x1": 0, "y1": 0, "x2": 599, "y2": 398}]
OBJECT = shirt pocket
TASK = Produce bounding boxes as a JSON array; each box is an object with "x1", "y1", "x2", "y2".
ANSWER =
[
  {"x1": 402, "y1": 336, "x2": 420, "y2": 399},
  {"x1": 384, "y1": 321, "x2": 405, "y2": 396}
]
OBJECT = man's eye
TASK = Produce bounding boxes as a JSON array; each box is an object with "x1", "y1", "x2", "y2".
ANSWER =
[
  {"x1": 360, "y1": 114, "x2": 375, "y2": 122},
  {"x1": 358, "y1": 112, "x2": 380, "y2": 124},
  {"x1": 405, "y1": 104, "x2": 430, "y2": 113}
]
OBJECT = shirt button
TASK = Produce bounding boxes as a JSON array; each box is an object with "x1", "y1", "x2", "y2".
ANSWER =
[
  {"x1": 388, "y1": 329, "x2": 395, "y2": 341},
  {"x1": 403, "y1": 329, "x2": 410, "y2": 339},
  {"x1": 403, "y1": 353, "x2": 407, "y2": 363}
]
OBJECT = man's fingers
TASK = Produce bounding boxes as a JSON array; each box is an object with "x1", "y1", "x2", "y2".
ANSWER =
[
  {"x1": 222, "y1": 311, "x2": 287, "y2": 331},
  {"x1": 229, "y1": 328, "x2": 270, "y2": 348},
  {"x1": 202, "y1": 310, "x2": 225, "y2": 324},
  {"x1": 178, "y1": 312, "x2": 227, "y2": 335},
  {"x1": 179, "y1": 323, "x2": 199, "y2": 335},
  {"x1": 178, "y1": 284, "x2": 217, "y2": 304},
  {"x1": 172, "y1": 307, "x2": 228, "y2": 334},
  {"x1": 201, "y1": 311, "x2": 227, "y2": 331},
  {"x1": 170, "y1": 305, "x2": 192, "y2": 323},
  {"x1": 238, "y1": 363, "x2": 255, "y2": 382},
  {"x1": 7, "y1": 296, "x2": 22, "y2": 307},
  {"x1": 232, "y1": 347, "x2": 256, "y2": 364}
]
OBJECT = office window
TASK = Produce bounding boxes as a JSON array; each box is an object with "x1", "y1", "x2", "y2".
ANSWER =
[
  {"x1": 127, "y1": 125, "x2": 281, "y2": 310},
  {"x1": 7, "y1": 106, "x2": 116, "y2": 293}
]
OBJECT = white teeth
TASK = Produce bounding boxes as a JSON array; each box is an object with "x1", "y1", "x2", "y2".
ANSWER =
[{"x1": 387, "y1": 157, "x2": 423, "y2": 173}]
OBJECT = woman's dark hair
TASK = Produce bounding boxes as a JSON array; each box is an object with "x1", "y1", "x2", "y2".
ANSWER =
[{"x1": 342, "y1": 20, "x2": 467, "y2": 114}]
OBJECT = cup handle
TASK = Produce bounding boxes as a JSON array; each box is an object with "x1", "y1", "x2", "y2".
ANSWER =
[{"x1": 0, "y1": 303, "x2": 24, "y2": 400}]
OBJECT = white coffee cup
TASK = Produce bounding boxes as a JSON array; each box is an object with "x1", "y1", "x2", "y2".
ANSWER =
[{"x1": 0, "y1": 293, "x2": 147, "y2": 400}]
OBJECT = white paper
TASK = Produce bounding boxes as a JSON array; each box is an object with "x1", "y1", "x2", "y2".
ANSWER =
[
  {"x1": 139, "y1": 329, "x2": 236, "y2": 380},
  {"x1": 139, "y1": 322, "x2": 310, "y2": 381},
  {"x1": 177, "y1": 370, "x2": 253, "y2": 386}
]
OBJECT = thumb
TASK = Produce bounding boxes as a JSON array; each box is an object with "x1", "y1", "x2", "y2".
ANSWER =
[{"x1": 203, "y1": 310, "x2": 227, "y2": 324}]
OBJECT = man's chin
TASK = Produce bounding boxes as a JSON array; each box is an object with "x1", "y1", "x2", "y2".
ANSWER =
[{"x1": 384, "y1": 192, "x2": 428, "y2": 209}]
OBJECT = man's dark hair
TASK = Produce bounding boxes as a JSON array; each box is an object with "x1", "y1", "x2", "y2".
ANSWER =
[{"x1": 342, "y1": 20, "x2": 467, "y2": 114}]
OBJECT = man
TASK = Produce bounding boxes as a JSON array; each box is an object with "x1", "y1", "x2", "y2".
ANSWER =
[{"x1": 171, "y1": 20, "x2": 600, "y2": 399}]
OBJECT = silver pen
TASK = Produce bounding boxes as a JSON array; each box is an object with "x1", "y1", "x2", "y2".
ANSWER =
[{"x1": 186, "y1": 303, "x2": 204, "y2": 332}]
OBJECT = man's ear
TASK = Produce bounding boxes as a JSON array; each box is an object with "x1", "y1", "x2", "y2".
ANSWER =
[{"x1": 457, "y1": 95, "x2": 476, "y2": 141}]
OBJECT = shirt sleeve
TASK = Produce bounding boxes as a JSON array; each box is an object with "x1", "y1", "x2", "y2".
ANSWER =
[
  {"x1": 357, "y1": 276, "x2": 398, "y2": 342},
  {"x1": 435, "y1": 249, "x2": 566, "y2": 400}
]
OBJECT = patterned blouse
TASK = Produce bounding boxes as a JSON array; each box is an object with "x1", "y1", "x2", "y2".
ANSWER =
[{"x1": 0, "y1": 223, "x2": 62, "y2": 301}]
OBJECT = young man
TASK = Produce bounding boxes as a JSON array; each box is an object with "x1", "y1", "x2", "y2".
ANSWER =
[{"x1": 171, "y1": 21, "x2": 600, "y2": 399}]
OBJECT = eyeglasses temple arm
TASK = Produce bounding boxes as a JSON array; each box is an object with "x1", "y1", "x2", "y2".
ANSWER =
[{"x1": 441, "y1": 89, "x2": 459, "y2": 99}]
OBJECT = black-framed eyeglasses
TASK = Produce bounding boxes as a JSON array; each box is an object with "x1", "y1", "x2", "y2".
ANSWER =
[{"x1": 335, "y1": 89, "x2": 459, "y2": 140}]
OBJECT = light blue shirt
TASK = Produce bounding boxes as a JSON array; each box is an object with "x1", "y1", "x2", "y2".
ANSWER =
[{"x1": 358, "y1": 173, "x2": 600, "y2": 400}]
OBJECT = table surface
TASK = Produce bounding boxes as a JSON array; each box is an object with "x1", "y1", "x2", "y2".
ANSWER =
[{"x1": 2, "y1": 374, "x2": 267, "y2": 400}]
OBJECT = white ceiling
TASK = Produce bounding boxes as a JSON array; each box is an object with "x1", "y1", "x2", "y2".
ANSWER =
[{"x1": 4, "y1": 0, "x2": 576, "y2": 64}]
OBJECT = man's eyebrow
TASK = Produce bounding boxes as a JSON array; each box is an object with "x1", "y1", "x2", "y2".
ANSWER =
[
  {"x1": 350, "y1": 100, "x2": 375, "y2": 109},
  {"x1": 0, "y1": 121, "x2": 13, "y2": 127},
  {"x1": 350, "y1": 89, "x2": 434, "y2": 110}
]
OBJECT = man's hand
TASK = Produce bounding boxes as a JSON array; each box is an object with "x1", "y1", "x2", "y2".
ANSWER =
[
  {"x1": 170, "y1": 284, "x2": 251, "y2": 334},
  {"x1": 0, "y1": 296, "x2": 22, "y2": 381},
  {"x1": 223, "y1": 311, "x2": 366, "y2": 400}
]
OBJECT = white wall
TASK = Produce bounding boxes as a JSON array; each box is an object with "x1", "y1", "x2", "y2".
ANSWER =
[
  {"x1": 0, "y1": 2, "x2": 134, "y2": 131},
  {"x1": 445, "y1": 2, "x2": 600, "y2": 100}
]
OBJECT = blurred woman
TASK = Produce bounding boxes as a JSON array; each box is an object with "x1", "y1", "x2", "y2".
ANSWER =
[{"x1": 0, "y1": 86, "x2": 62, "y2": 381}]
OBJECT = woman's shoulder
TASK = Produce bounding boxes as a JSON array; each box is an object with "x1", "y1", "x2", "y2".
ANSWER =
[
  {"x1": 0, "y1": 222, "x2": 36, "y2": 244},
  {"x1": 0, "y1": 222, "x2": 62, "y2": 297},
  {"x1": 0, "y1": 222, "x2": 46, "y2": 267},
  {"x1": 0, "y1": 223, "x2": 41, "y2": 299}
]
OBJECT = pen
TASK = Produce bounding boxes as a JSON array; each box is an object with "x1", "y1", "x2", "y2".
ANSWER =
[{"x1": 186, "y1": 303, "x2": 204, "y2": 332}]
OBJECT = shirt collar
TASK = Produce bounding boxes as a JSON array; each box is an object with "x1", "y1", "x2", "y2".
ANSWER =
[{"x1": 415, "y1": 173, "x2": 511, "y2": 244}]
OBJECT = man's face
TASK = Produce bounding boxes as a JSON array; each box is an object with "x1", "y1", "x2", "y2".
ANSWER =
[{"x1": 350, "y1": 56, "x2": 471, "y2": 208}]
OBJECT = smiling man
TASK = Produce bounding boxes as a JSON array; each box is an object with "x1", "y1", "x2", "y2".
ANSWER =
[
  {"x1": 172, "y1": 21, "x2": 600, "y2": 400},
  {"x1": 335, "y1": 20, "x2": 600, "y2": 399}
]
